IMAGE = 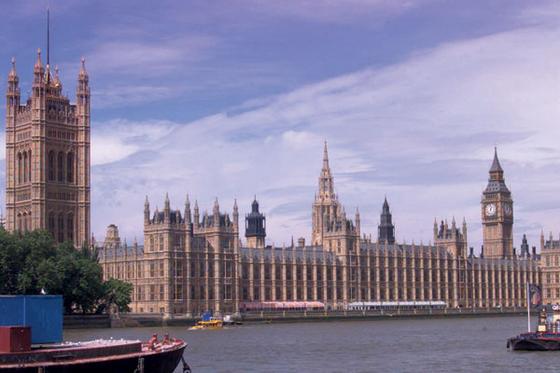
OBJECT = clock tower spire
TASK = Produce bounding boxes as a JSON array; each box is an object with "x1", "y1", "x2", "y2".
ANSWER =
[{"x1": 481, "y1": 147, "x2": 513, "y2": 258}]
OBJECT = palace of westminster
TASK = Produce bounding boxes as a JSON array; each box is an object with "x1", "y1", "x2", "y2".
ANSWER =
[{"x1": 6, "y1": 48, "x2": 560, "y2": 317}]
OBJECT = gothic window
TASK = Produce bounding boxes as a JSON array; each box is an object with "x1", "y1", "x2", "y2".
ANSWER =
[
  {"x1": 57, "y1": 213, "x2": 64, "y2": 243},
  {"x1": 17, "y1": 213, "x2": 21, "y2": 231},
  {"x1": 66, "y1": 152, "x2": 74, "y2": 183},
  {"x1": 48, "y1": 213, "x2": 55, "y2": 238},
  {"x1": 22, "y1": 213, "x2": 27, "y2": 232},
  {"x1": 27, "y1": 151, "x2": 32, "y2": 182},
  {"x1": 67, "y1": 213, "x2": 74, "y2": 243},
  {"x1": 17, "y1": 153, "x2": 22, "y2": 184},
  {"x1": 48, "y1": 151, "x2": 55, "y2": 181},
  {"x1": 57, "y1": 152, "x2": 64, "y2": 182},
  {"x1": 23, "y1": 152, "x2": 28, "y2": 183}
]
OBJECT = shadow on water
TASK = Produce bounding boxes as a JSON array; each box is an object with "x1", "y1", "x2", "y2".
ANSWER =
[{"x1": 64, "y1": 316, "x2": 554, "y2": 373}]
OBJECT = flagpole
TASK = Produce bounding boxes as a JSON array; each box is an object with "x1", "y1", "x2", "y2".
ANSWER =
[{"x1": 527, "y1": 282, "x2": 531, "y2": 332}]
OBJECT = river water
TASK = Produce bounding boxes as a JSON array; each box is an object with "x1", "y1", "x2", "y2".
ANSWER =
[{"x1": 64, "y1": 316, "x2": 557, "y2": 372}]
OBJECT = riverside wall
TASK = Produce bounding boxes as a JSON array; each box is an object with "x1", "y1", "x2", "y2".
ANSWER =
[{"x1": 63, "y1": 307, "x2": 530, "y2": 329}]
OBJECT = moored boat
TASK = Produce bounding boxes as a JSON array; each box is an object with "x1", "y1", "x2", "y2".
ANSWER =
[
  {"x1": 508, "y1": 332, "x2": 560, "y2": 351},
  {"x1": 0, "y1": 333, "x2": 190, "y2": 373},
  {"x1": 507, "y1": 293, "x2": 560, "y2": 351}
]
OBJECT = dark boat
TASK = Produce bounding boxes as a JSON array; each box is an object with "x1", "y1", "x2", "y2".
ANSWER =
[
  {"x1": 508, "y1": 302, "x2": 560, "y2": 351},
  {"x1": 507, "y1": 332, "x2": 560, "y2": 351},
  {"x1": 0, "y1": 334, "x2": 190, "y2": 373}
]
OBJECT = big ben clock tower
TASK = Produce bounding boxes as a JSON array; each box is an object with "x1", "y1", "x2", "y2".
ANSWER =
[{"x1": 481, "y1": 148, "x2": 513, "y2": 258}]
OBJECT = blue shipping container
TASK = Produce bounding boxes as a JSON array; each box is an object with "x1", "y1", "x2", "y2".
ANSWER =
[{"x1": 0, "y1": 295, "x2": 63, "y2": 344}]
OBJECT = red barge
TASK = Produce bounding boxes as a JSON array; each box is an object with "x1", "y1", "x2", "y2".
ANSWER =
[
  {"x1": 0, "y1": 296, "x2": 190, "y2": 372},
  {"x1": 0, "y1": 331, "x2": 190, "y2": 373}
]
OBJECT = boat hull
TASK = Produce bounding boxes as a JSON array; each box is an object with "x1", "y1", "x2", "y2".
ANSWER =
[
  {"x1": 0, "y1": 342, "x2": 186, "y2": 373},
  {"x1": 508, "y1": 335, "x2": 560, "y2": 351}
]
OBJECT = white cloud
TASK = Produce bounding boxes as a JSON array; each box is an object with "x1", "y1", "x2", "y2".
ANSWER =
[
  {"x1": 91, "y1": 23, "x2": 560, "y2": 252},
  {"x1": 92, "y1": 119, "x2": 177, "y2": 165}
]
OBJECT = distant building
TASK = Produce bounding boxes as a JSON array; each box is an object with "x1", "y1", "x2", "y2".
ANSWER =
[
  {"x1": 99, "y1": 145, "x2": 540, "y2": 316},
  {"x1": 4, "y1": 50, "x2": 91, "y2": 247},
  {"x1": 540, "y1": 232, "x2": 560, "y2": 304}
]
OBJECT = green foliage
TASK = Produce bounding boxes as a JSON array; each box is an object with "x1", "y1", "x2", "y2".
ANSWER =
[
  {"x1": 0, "y1": 230, "x2": 132, "y2": 314},
  {"x1": 102, "y1": 278, "x2": 133, "y2": 313}
]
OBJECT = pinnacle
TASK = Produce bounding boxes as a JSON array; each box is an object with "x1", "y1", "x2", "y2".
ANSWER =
[{"x1": 489, "y1": 147, "x2": 503, "y2": 173}]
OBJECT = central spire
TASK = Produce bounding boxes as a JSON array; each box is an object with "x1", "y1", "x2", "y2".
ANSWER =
[
  {"x1": 318, "y1": 141, "x2": 335, "y2": 199},
  {"x1": 322, "y1": 140, "x2": 330, "y2": 171}
]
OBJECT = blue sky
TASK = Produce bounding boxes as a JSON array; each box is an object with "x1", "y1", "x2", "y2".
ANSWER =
[{"x1": 1, "y1": 0, "x2": 559, "y2": 250}]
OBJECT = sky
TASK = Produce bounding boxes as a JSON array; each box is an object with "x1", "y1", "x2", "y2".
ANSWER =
[{"x1": 0, "y1": 0, "x2": 559, "y2": 251}]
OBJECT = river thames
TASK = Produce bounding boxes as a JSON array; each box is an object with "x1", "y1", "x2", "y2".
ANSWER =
[{"x1": 65, "y1": 316, "x2": 555, "y2": 372}]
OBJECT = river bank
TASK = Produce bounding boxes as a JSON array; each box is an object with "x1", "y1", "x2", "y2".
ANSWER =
[{"x1": 64, "y1": 307, "x2": 529, "y2": 329}]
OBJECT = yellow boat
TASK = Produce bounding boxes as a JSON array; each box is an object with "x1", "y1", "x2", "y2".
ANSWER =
[{"x1": 188, "y1": 319, "x2": 223, "y2": 330}]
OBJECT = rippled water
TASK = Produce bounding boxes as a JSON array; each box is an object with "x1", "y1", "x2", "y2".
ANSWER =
[{"x1": 64, "y1": 316, "x2": 558, "y2": 372}]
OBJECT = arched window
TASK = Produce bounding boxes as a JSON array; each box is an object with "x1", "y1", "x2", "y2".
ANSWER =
[
  {"x1": 48, "y1": 151, "x2": 55, "y2": 181},
  {"x1": 57, "y1": 152, "x2": 64, "y2": 182},
  {"x1": 67, "y1": 213, "x2": 74, "y2": 243},
  {"x1": 48, "y1": 212, "x2": 55, "y2": 238},
  {"x1": 57, "y1": 213, "x2": 64, "y2": 243},
  {"x1": 27, "y1": 212, "x2": 31, "y2": 232},
  {"x1": 17, "y1": 153, "x2": 22, "y2": 184},
  {"x1": 27, "y1": 151, "x2": 32, "y2": 182},
  {"x1": 17, "y1": 213, "x2": 21, "y2": 232},
  {"x1": 23, "y1": 152, "x2": 28, "y2": 183},
  {"x1": 66, "y1": 152, "x2": 74, "y2": 183}
]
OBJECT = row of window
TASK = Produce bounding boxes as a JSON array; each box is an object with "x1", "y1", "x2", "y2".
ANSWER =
[
  {"x1": 16, "y1": 150, "x2": 32, "y2": 184},
  {"x1": 48, "y1": 212, "x2": 74, "y2": 244},
  {"x1": 48, "y1": 151, "x2": 74, "y2": 183},
  {"x1": 16, "y1": 211, "x2": 32, "y2": 232}
]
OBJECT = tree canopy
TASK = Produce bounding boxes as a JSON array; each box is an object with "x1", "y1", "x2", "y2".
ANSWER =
[{"x1": 0, "y1": 229, "x2": 132, "y2": 314}]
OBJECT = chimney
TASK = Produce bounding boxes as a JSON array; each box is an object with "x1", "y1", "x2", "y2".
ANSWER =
[
  {"x1": 480, "y1": 245, "x2": 484, "y2": 259},
  {"x1": 298, "y1": 237, "x2": 305, "y2": 247},
  {"x1": 532, "y1": 246, "x2": 537, "y2": 257},
  {"x1": 469, "y1": 247, "x2": 474, "y2": 257}
]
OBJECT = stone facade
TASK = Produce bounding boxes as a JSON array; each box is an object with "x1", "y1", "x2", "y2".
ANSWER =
[
  {"x1": 99, "y1": 145, "x2": 540, "y2": 316},
  {"x1": 540, "y1": 232, "x2": 560, "y2": 304},
  {"x1": 4, "y1": 51, "x2": 90, "y2": 246}
]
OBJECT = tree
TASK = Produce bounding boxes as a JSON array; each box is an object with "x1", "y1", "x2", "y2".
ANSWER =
[
  {"x1": 102, "y1": 278, "x2": 133, "y2": 314},
  {"x1": 0, "y1": 230, "x2": 132, "y2": 314}
]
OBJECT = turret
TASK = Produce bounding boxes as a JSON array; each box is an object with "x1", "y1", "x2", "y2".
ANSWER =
[
  {"x1": 213, "y1": 198, "x2": 220, "y2": 227},
  {"x1": 194, "y1": 200, "x2": 200, "y2": 227},
  {"x1": 6, "y1": 57, "x2": 19, "y2": 122},
  {"x1": 76, "y1": 57, "x2": 90, "y2": 124},
  {"x1": 245, "y1": 197, "x2": 266, "y2": 249},
  {"x1": 233, "y1": 199, "x2": 239, "y2": 230},
  {"x1": 355, "y1": 207, "x2": 361, "y2": 238},
  {"x1": 144, "y1": 196, "x2": 150, "y2": 225},
  {"x1": 164, "y1": 193, "x2": 170, "y2": 223},
  {"x1": 521, "y1": 234, "x2": 529, "y2": 257},
  {"x1": 184, "y1": 194, "x2": 191, "y2": 225},
  {"x1": 378, "y1": 197, "x2": 395, "y2": 245},
  {"x1": 33, "y1": 49, "x2": 44, "y2": 84}
]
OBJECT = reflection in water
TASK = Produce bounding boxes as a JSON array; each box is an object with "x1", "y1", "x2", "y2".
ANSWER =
[{"x1": 65, "y1": 316, "x2": 554, "y2": 373}]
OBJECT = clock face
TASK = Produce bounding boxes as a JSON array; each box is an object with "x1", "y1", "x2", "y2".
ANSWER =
[
  {"x1": 503, "y1": 204, "x2": 512, "y2": 217},
  {"x1": 485, "y1": 203, "x2": 496, "y2": 217}
]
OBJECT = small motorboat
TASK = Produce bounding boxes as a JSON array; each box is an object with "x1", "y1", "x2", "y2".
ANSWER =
[{"x1": 188, "y1": 319, "x2": 223, "y2": 331}]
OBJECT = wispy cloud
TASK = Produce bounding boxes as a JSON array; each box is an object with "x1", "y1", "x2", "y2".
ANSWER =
[{"x1": 90, "y1": 22, "x2": 560, "y2": 250}]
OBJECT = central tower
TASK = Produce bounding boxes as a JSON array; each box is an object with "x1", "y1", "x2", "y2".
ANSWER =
[
  {"x1": 5, "y1": 48, "x2": 90, "y2": 247},
  {"x1": 481, "y1": 148, "x2": 513, "y2": 258}
]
